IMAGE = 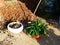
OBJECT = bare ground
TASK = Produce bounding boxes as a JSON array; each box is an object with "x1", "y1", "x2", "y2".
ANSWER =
[{"x1": 0, "y1": 18, "x2": 60, "y2": 45}]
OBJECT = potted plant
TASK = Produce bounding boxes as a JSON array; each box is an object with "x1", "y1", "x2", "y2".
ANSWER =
[
  {"x1": 7, "y1": 21, "x2": 23, "y2": 33},
  {"x1": 26, "y1": 19, "x2": 48, "y2": 39}
]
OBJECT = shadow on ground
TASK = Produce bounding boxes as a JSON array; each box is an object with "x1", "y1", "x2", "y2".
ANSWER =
[{"x1": 36, "y1": 29, "x2": 60, "y2": 45}]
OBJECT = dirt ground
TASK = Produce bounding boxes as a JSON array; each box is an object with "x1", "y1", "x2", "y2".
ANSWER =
[
  {"x1": 0, "y1": 18, "x2": 60, "y2": 45},
  {"x1": 0, "y1": 1, "x2": 60, "y2": 45}
]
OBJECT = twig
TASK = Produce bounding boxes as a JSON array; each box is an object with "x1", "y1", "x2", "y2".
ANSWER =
[{"x1": 34, "y1": 0, "x2": 42, "y2": 15}]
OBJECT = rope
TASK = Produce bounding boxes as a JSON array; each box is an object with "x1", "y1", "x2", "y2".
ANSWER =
[{"x1": 34, "y1": 0, "x2": 42, "y2": 15}]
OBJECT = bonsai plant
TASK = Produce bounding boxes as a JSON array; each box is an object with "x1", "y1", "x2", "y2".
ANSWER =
[{"x1": 26, "y1": 19, "x2": 48, "y2": 39}]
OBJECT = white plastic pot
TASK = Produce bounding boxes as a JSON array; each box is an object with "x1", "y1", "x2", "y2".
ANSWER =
[{"x1": 7, "y1": 21, "x2": 23, "y2": 33}]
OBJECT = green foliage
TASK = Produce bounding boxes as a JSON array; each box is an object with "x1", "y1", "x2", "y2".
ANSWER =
[{"x1": 27, "y1": 19, "x2": 48, "y2": 37}]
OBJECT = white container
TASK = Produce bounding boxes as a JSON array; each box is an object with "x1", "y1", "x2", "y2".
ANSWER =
[{"x1": 7, "y1": 22, "x2": 23, "y2": 33}]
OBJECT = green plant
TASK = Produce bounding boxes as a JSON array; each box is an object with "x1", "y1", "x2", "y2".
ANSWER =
[{"x1": 27, "y1": 19, "x2": 48, "y2": 37}]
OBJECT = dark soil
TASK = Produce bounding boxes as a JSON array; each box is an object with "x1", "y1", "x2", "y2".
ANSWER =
[{"x1": 9, "y1": 23, "x2": 21, "y2": 29}]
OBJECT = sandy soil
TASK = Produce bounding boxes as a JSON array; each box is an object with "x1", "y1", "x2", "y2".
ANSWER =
[{"x1": 0, "y1": 30, "x2": 40, "y2": 45}]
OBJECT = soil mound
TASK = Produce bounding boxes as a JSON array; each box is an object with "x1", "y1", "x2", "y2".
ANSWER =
[{"x1": 0, "y1": 1, "x2": 37, "y2": 22}]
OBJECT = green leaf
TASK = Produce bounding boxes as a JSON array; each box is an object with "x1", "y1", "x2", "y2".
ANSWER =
[
  {"x1": 31, "y1": 31, "x2": 35, "y2": 37},
  {"x1": 27, "y1": 27, "x2": 31, "y2": 29},
  {"x1": 28, "y1": 29, "x2": 33, "y2": 34},
  {"x1": 45, "y1": 24, "x2": 48, "y2": 28}
]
